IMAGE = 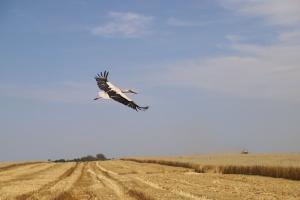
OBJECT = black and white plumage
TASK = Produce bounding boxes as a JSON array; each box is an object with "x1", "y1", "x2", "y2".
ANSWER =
[{"x1": 94, "y1": 71, "x2": 149, "y2": 111}]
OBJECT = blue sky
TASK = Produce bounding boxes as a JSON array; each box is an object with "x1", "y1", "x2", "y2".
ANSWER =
[{"x1": 1, "y1": 0, "x2": 300, "y2": 161}]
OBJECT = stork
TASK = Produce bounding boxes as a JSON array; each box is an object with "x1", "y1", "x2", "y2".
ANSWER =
[{"x1": 94, "y1": 71, "x2": 149, "y2": 111}]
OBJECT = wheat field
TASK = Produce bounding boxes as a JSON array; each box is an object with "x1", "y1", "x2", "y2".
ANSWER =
[
  {"x1": 129, "y1": 153, "x2": 300, "y2": 167},
  {"x1": 1, "y1": 154, "x2": 300, "y2": 200},
  {"x1": 123, "y1": 153, "x2": 300, "y2": 180}
]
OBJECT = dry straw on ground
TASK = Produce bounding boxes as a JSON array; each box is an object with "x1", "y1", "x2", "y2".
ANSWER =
[{"x1": 1, "y1": 159, "x2": 300, "y2": 199}]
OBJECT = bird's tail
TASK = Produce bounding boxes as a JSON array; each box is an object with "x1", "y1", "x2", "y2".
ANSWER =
[{"x1": 137, "y1": 105, "x2": 149, "y2": 111}]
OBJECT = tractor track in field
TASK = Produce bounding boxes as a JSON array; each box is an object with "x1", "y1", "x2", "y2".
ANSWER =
[
  {"x1": 15, "y1": 162, "x2": 79, "y2": 200},
  {"x1": 122, "y1": 161, "x2": 212, "y2": 200},
  {"x1": 93, "y1": 163, "x2": 126, "y2": 199},
  {"x1": 99, "y1": 161, "x2": 210, "y2": 200},
  {"x1": 95, "y1": 162, "x2": 154, "y2": 200},
  {"x1": 54, "y1": 163, "x2": 98, "y2": 200},
  {"x1": 0, "y1": 163, "x2": 60, "y2": 187},
  {"x1": 133, "y1": 176, "x2": 210, "y2": 200}
]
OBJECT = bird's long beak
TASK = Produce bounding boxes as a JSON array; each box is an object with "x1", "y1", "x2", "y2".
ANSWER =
[{"x1": 94, "y1": 97, "x2": 101, "y2": 100}]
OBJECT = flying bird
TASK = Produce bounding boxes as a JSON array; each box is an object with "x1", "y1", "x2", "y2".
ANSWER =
[{"x1": 94, "y1": 71, "x2": 149, "y2": 111}]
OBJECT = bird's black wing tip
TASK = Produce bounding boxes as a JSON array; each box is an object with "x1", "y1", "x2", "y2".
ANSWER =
[
  {"x1": 95, "y1": 71, "x2": 110, "y2": 80},
  {"x1": 98, "y1": 70, "x2": 109, "y2": 79}
]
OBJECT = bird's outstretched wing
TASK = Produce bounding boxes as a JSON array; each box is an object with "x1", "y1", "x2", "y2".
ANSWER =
[
  {"x1": 108, "y1": 90, "x2": 149, "y2": 111},
  {"x1": 95, "y1": 70, "x2": 149, "y2": 111},
  {"x1": 95, "y1": 71, "x2": 110, "y2": 92}
]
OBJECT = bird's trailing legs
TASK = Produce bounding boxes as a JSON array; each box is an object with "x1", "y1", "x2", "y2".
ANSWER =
[{"x1": 121, "y1": 89, "x2": 138, "y2": 94}]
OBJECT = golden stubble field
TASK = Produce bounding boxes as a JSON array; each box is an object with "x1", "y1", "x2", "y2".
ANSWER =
[{"x1": 0, "y1": 154, "x2": 300, "y2": 200}]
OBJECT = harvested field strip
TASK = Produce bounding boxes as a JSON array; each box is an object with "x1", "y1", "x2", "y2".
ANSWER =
[
  {"x1": 40, "y1": 162, "x2": 84, "y2": 199},
  {"x1": 15, "y1": 162, "x2": 79, "y2": 200},
  {"x1": 88, "y1": 162, "x2": 122, "y2": 199},
  {"x1": 0, "y1": 163, "x2": 54, "y2": 184},
  {"x1": 122, "y1": 158, "x2": 300, "y2": 181},
  {"x1": 0, "y1": 163, "x2": 58, "y2": 186},
  {"x1": 133, "y1": 176, "x2": 208, "y2": 200},
  {"x1": 96, "y1": 162, "x2": 154, "y2": 200},
  {"x1": 95, "y1": 163, "x2": 129, "y2": 198},
  {"x1": 54, "y1": 163, "x2": 97, "y2": 200},
  {"x1": 97, "y1": 162, "x2": 201, "y2": 200},
  {"x1": 0, "y1": 162, "x2": 42, "y2": 172}
]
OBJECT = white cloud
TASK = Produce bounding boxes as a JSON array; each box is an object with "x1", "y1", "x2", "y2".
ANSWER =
[
  {"x1": 154, "y1": 1, "x2": 300, "y2": 103},
  {"x1": 221, "y1": 0, "x2": 300, "y2": 26},
  {"x1": 91, "y1": 12, "x2": 153, "y2": 38},
  {"x1": 166, "y1": 17, "x2": 207, "y2": 27},
  {"x1": 279, "y1": 30, "x2": 300, "y2": 44},
  {"x1": 160, "y1": 33, "x2": 300, "y2": 103}
]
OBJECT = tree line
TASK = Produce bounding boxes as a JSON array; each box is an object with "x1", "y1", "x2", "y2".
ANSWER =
[{"x1": 51, "y1": 153, "x2": 108, "y2": 162}]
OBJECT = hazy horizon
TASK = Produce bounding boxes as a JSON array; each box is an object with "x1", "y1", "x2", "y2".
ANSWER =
[{"x1": 1, "y1": 0, "x2": 300, "y2": 162}]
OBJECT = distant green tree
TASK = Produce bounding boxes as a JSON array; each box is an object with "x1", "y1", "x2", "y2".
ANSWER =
[
  {"x1": 96, "y1": 153, "x2": 107, "y2": 160},
  {"x1": 51, "y1": 153, "x2": 108, "y2": 162},
  {"x1": 54, "y1": 159, "x2": 66, "y2": 162},
  {"x1": 80, "y1": 155, "x2": 97, "y2": 161}
]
